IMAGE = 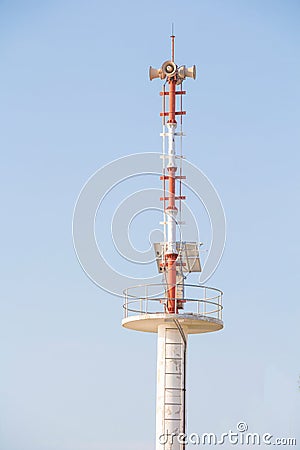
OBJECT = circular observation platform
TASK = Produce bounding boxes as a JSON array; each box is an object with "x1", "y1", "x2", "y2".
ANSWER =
[{"x1": 122, "y1": 284, "x2": 224, "y2": 334}]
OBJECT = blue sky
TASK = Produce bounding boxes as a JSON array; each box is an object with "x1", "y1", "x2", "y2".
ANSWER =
[{"x1": 1, "y1": 1, "x2": 300, "y2": 449}]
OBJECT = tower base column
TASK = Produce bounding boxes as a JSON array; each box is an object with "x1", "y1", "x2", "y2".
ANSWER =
[{"x1": 156, "y1": 323, "x2": 187, "y2": 450}]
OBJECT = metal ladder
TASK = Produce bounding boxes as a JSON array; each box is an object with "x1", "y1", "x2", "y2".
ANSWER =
[{"x1": 163, "y1": 325, "x2": 186, "y2": 449}]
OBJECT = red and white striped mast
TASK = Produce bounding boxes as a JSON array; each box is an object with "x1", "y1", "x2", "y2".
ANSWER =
[
  {"x1": 151, "y1": 34, "x2": 196, "y2": 313},
  {"x1": 162, "y1": 33, "x2": 181, "y2": 314}
]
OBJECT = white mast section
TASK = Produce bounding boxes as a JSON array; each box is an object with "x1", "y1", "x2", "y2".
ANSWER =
[{"x1": 165, "y1": 122, "x2": 178, "y2": 256}]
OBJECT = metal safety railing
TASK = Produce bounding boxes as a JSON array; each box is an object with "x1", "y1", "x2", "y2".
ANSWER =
[{"x1": 123, "y1": 283, "x2": 223, "y2": 321}]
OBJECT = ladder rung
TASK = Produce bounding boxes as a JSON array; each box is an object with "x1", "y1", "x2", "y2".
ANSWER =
[
  {"x1": 165, "y1": 372, "x2": 182, "y2": 375},
  {"x1": 165, "y1": 327, "x2": 181, "y2": 330},
  {"x1": 165, "y1": 357, "x2": 182, "y2": 360},
  {"x1": 165, "y1": 403, "x2": 182, "y2": 406},
  {"x1": 165, "y1": 387, "x2": 183, "y2": 391}
]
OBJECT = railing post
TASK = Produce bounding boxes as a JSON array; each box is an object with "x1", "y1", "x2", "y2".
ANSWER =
[{"x1": 220, "y1": 293, "x2": 222, "y2": 320}]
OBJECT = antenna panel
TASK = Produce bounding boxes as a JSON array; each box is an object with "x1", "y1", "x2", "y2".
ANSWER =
[{"x1": 153, "y1": 241, "x2": 202, "y2": 273}]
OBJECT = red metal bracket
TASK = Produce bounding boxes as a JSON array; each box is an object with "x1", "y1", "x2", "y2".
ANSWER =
[
  {"x1": 160, "y1": 196, "x2": 186, "y2": 201},
  {"x1": 160, "y1": 175, "x2": 186, "y2": 180},
  {"x1": 160, "y1": 91, "x2": 186, "y2": 96},
  {"x1": 160, "y1": 111, "x2": 186, "y2": 117}
]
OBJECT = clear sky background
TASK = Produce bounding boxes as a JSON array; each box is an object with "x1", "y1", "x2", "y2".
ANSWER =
[{"x1": 1, "y1": 1, "x2": 300, "y2": 449}]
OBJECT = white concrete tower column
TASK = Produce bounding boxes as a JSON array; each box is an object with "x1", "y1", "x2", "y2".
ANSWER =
[{"x1": 156, "y1": 323, "x2": 187, "y2": 450}]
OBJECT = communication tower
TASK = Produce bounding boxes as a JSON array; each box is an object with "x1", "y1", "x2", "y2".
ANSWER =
[{"x1": 122, "y1": 34, "x2": 224, "y2": 450}]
